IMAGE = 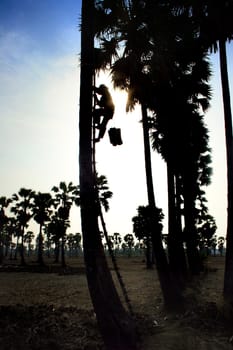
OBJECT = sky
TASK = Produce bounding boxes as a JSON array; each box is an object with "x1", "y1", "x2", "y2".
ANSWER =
[{"x1": 0, "y1": 0, "x2": 232, "y2": 239}]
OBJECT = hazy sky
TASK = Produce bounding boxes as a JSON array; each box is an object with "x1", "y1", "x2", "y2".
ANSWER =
[{"x1": 0, "y1": 1, "x2": 232, "y2": 238}]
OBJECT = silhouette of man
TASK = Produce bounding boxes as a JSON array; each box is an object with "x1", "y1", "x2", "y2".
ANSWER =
[{"x1": 93, "y1": 84, "x2": 115, "y2": 141}]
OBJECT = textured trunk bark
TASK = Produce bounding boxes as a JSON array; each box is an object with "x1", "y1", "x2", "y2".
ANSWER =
[
  {"x1": 14, "y1": 235, "x2": 19, "y2": 260},
  {"x1": 20, "y1": 229, "x2": 26, "y2": 266},
  {"x1": 37, "y1": 225, "x2": 44, "y2": 265},
  {"x1": 61, "y1": 237, "x2": 66, "y2": 268},
  {"x1": 79, "y1": 2, "x2": 137, "y2": 348},
  {"x1": 219, "y1": 38, "x2": 233, "y2": 301},
  {"x1": 183, "y1": 168, "x2": 201, "y2": 275},
  {"x1": 167, "y1": 164, "x2": 187, "y2": 287},
  {"x1": 145, "y1": 236, "x2": 153, "y2": 269}
]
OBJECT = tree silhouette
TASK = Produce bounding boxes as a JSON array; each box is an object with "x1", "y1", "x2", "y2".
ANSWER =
[
  {"x1": 113, "y1": 232, "x2": 122, "y2": 254},
  {"x1": 32, "y1": 192, "x2": 53, "y2": 265},
  {"x1": 0, "y1": 196, "x2": 12, "y2": 262},
  {"x1": 24, "y1": 230, "x2": 35, "y2": 257},
  {"x1": 173, "y1": 0, "x2": 233, "y2": 303},
  {"x1": 123, "y1": 234, "x2": 135, "y2": 257},
  {"x1": 47, "y1": 213, "x2": 68, "y2": 264},
  {"x1": 133, "y1": 205, "x2": 164, "y2": 269},
  {"x1": 94, "y1": 0, "x2": 184, "y2": 308},
  {"x1": 11, "y1": 188, "x2": 35, "y2": 265},
  {"x1": 66, "y1": 232, "x2": 82, "y2": 257},
  {"x1": 218, "y1": 236, "x2": 225, "y2": 257},
  {"x1": 79, "y1": 1, "x2": 137, "y2": 348},
  {"x1": 51, "y1": 182, "x2": 76, "y2": 267},
  {"x1": 148, "y1": 5, "x2": 213, "y2": 277},
  {"x1": 95, "y1": 174, "x2": 113, "y2": 212}
]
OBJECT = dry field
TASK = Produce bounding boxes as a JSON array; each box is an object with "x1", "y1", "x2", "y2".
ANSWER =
[{"x1": 0, "y1": 256, "x2": 232, "y2": 349}]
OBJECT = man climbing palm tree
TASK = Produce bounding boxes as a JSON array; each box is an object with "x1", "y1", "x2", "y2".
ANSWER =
[
  {"x1": 79, "y1": 1, "x2": 137, "y2": 348},
  {"x1": 93, "y1": 84, "x2": 115, "y2": 141}
]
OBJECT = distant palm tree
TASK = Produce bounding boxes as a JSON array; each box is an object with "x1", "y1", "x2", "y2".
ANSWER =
[
  {"x1": 51, "y1": 182, "x2": 76, "y2": 267},
  {"x1": 0, "y1": 196, "x2": 11, "y2": 221},
  {"x1": 123, "y1": 234, "x2": 135, "y2": 257},
  {"x1": 24, "y1": 230, "x2": 35, "y2": 257},
  {"x1": 32, "y1": 192, "x2": 53, "y2": 265},
  {"x1": 11, "y1": 188, "x2": 34, "y2": 265},
  {"x1": 0, "y1": 196, "x2": 12, "y2": 262},
  {"x1": 43, "y1": 225, "x2": 53, "y2": 258},
  {"x1": 66, "y1": 232, "x2": 82, "y2": 258},
  {"x1": 218, "y1": 236, "x2": 226, "y2": 256},
  {"x1": 3, "y1": 216, "x2": 17, "y2": 259},
  {"x1": 133, "y1": 205, "x2": 164, "y2": 269},
  {"x1": 46, "y1": 211, "x2": 70, "y2": 267},
  {"x1": 47, "y1": 214, "x2": 66, "y2": 263},
  {"x1": 113, "y1": 232, "x2": 122, "y2": 254},
  {"x1": 73, "y1": 232, "x2": 82, "y2": 256}
]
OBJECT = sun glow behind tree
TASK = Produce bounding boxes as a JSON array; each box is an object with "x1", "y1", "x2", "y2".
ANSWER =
[{"x1": 0, "y1": 1, "x2": 232, "y2": 239}]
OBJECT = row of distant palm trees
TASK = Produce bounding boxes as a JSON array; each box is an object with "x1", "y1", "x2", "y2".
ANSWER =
[
  {"x1": 79, "y1": 1, "x2": 233, "y2": 348},
  {"x1": 0, "y1": 182, "x2": 78, "y2": 266},
  {"x1": 5, "y1": 230, "x2": 82, "y2": 261},
  {"x1": 0, "y1": 176, "x2": 112, "y2": 267}
]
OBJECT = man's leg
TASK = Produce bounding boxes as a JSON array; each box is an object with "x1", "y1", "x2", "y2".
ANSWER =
[
  {"x1": 93, "y1": 108, "x2": 103, "y2": 128},
  {"x1": 98, "y1": 116, "x2": 110, "y2": 139}
]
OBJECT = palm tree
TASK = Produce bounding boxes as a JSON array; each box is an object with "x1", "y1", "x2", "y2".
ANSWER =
[
  {"x1": 123, "y1": 234, "x2": 135, "y2": 257},
  {"x1": 0, "y1": 197, "x2": 11, "y2": 226},
  {"x1": 3, "y1": 216, "x2": 16, "y2": 259},
  {"x1": 11, "y1": 219, "x2": 21, "y2": 260},
  {"x1": 24, "y1": 230, "x2": 35, "y2": 257},
  {"x1": 95, "y1": 0, "x2": 184, "y2": 307},
  {"x1": 66, "y1": 232, "x2": 82, "y2": 257},
  {"x1": 197, "y1": 213, "x2": 217, "y2": 255},
  {"x1": 0, "y1": 196, "x2": 12, "y2": 262},
  {"x1": 11, "y1": 188, "x2": 35, "y2": 265},
  {"x1": 32, "y1": 192, "x2": 53, "y2": 265},
  {"x1": 113, "y1": 232, "x2": 122, "y2": 254},
  {"x1": 147, "y1": 2, "x2": 213, "y2": 278},
  {"x1": 218, "y1": 236, "x2": 226, "y2": 256},
  {"x1": 79, "y1": 3, "x2": 137, "y2": 347},
  {"x1": 47, "y1": 213, "x2": 66, "y2": 263},
  {"x1": 174, "y1": 0, "x2": 233, "y2": 302},
  {"x1": 95, "y1": 174, "x2": 113, "y2": 211},
  {"x1": 73, "y1": 232, "x2": 82, "y2": 256},
  {"x1": 51, "y1": 182, "x2": 76, "y2": 267},
  {"x1": 43, "y1": 225, "x2": 53, "y2": 258},
  {"x1": 133, "y1": 205, "x2": 164, "y2": 269}
]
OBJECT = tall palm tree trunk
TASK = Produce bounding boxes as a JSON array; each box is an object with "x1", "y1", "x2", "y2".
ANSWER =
[
  {"x1": 20, "y1": 228, "x2": 26, "y2": 265},
  {"x1": 61, "y1": 236, "x2": 66, "y2": 268},
  {"x1": 141, "y1": 104, "x2": 183, "y2": 307},
  {"x1": 183, "y1": 167, "x2": 201, "y2": 275},
  {"x1": 14, "y1": 235, "x2": 20, "y2": 260},
  {"x1": 220, "y1": 38, "x2": 233, "y2": 301},
  {"x1": 54, "y1": 240, "x2": 59, "y2": 263},
  {"x1": 37, "y1": 225, "x2": 44, "y2": 266},
  {"x1": 79, "y1": 2, "x2": 137, "y2": 349},
  {"x1": 166, "y1": 164, "x2": 187, "y2": 287}
]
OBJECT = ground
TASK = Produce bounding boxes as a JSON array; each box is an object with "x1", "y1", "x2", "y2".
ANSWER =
[{"x1": 0, "y1": 255, "x2": 232, "y2": 349}]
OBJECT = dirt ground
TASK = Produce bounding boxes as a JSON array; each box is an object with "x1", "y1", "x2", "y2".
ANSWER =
[{"x1": 0, "y1": 256, "x2": 232, "y2": 350}]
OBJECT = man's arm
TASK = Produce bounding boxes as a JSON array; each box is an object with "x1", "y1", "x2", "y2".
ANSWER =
[{"x1": 92, "y1": 86, "x2": 100, "y2": 105}]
